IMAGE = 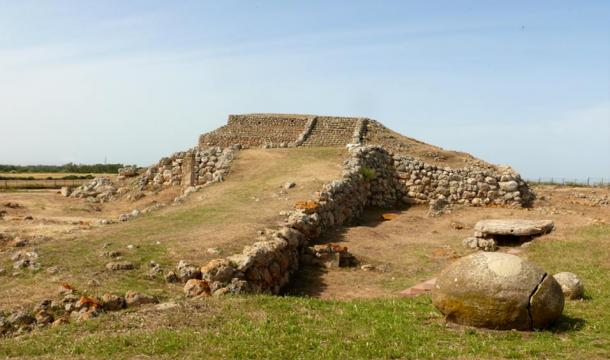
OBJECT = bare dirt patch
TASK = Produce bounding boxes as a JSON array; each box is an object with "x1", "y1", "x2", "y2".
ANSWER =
[{"x1": 289, "y1": 185, "x2": 610, "y2": 300}]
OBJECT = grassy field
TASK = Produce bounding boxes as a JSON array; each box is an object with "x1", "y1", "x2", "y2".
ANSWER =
[{"x1": 0, "y1": 222, "x2": 607, "y2": 359}]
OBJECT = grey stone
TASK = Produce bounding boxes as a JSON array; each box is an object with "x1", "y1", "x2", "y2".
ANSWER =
[
  {"x1": 105, "y1": 261, "x2": 135, "y2": 271},
  {"x1": 553, "y1": 272, "x2": 584, "y2": 300},
  {"x1": 102, "y1": 294, "x2": 127, "y2": 311},
  {"x1": 60, "y1": 186, "x2": 72, "y2": 197},
  {"x1": 432, "y1": 252, "x2": 564, "y2": 330},
  {"x1": 499, "y1": 181, "x2": 519, "y2": 192},
  {"x1": 125, "y1": 291, "x2": 157, "y2": 307},
  {"x1": 8, "y1": 310, "x2": 35, "y2": 326},
  {"x1": 176, "y1": 260, "x2": 201, "y2": 281},
  {"x1": 474, "y1": 219, "x2": 555, "y2": 237}
]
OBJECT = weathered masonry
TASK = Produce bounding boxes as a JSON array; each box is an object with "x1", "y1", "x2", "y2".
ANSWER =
[{"x1": 198, "y1": 114, "x2": 370, "y2": 148}]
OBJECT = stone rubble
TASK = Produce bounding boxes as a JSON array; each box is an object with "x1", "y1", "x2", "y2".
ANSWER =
[
  {"x1": 0, "y1": 284, "x2": 157, "y2": 337},
  {"x1": 69, "y1": 177, "x2": 117, "y2": 203},
  {"x1": 117, "y1": 165, "x2": 139, "y2": 180},
  {"x1": 11, "y1": 250, "x2": 40, "y2": 271}
]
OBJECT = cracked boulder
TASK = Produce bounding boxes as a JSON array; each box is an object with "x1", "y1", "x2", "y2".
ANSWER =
[{"x1": 431, "y1": 252, "x2": 564, "y2": 330}]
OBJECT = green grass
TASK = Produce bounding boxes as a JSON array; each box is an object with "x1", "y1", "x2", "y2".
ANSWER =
[
  {"x1": 0, "y1": 147, "x2": 346, "y2": 310},
  {"x1": 0, "y1": 224, "x2": 608, "y2": 359},
  {"x1": 359, "y1": 166, "x2": 377, "y2": 180}
]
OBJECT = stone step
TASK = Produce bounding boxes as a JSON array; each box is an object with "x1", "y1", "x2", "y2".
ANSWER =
[{"x1": 301, "y1": 118, "x2": 359, "y2": 147}]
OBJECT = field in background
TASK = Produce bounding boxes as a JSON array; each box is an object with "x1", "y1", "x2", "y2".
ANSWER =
[
  {"x1": 0, "y1": 173, "x2": 116, "y2": 189},
  {"x1": 527, "y1": 177, "x2": 609, "y2": 187}
]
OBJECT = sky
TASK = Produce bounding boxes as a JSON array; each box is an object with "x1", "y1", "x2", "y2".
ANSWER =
[{"x1": 0, "y1": 1, "x2": 609, "y2": 179}]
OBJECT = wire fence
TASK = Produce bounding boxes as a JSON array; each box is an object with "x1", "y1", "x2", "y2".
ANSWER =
[
  {"x1": 526, "y1": 177, "x2": 608, "y2": 187},
  {"x1": 1, "y1": 179, "x2": 90, "y2": 190}
]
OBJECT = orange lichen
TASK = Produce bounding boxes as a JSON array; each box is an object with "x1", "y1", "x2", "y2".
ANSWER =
[
  {"x1": 61, "y1": 283, "x2": 76, "y2": 291},
  {"x1": 78, "y1": 296, "x2": 101, "y2": 310},
  {"x1": 331, "y1": 244, "x2": 348, "y2": 253},
  {"x1": 381, "y1": 213, "x2": 399, "y2": 221},
  {"x1": 295, "y1": 200, "x2": 319, "y2": 214},
  {"x1": 314, "y1": 243, "x2": 348, "y2": 254}
]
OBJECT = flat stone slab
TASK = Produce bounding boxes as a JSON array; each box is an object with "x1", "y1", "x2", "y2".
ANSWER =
[
  {"x1": 399, "y1": 278, "x2": 437, "y2": 297},
  {"x1": 474, "y1": 219, "x2": 554, "y2": 237}
]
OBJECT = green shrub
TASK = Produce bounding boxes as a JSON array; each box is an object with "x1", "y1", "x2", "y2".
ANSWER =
[{"x1": 360, "y1": 166, "x2": 377, "y2": 180}]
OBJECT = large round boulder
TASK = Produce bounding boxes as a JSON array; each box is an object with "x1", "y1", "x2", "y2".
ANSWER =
[
  {"x1": 431, "y1": 252, "x2": 564, "y2": 330},
  {"x1": 553, "y1": 272, "x2": 584, "y2": 300}
]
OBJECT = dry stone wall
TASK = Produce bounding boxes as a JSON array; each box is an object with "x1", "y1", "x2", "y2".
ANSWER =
[
  {"x1": 199, "y1": 114, "x2": 309, "y2": 148},
  {"x1": 198, "y1": 145, "x2": 393, "y2": 295},
  {"x1": 393, "y1": 155, "x2": 533, "y2": 207},
  {"x1": 136, "y1": 146, "x2": 238, "y2": 190},
  {"x1": 197, "y1": 145, "x2": 534, "y2": 296}
]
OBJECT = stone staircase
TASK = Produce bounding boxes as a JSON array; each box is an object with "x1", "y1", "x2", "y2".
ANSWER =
[{"x1": 301, "y1": 117, "x2": 359, "y2": 147}]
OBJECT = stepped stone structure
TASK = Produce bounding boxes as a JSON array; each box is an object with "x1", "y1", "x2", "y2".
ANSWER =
[
  {"x1": 197, "y1": 113, "x2": 481, "y2": 164},
  {"x1": 199, "y1": 114, "x2": 311, "y2": 148},
  {"x1": 199, "y1": 114, "x2": 377, "y2": 149}
]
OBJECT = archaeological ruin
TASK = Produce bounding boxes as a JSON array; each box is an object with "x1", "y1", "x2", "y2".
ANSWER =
[{"x1": 100, "y1": 113, "x2": 533, "y2": 296}]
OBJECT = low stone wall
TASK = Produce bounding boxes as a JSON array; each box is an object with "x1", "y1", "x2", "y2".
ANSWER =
[
  {"x1": 137, "y1": 146, "x2": 238, "y2": 189},
  {"x1": 351, "y1": 118, "x2": 368, "y2": 145},
  {"x1": 196, "y1": 145, "x2": 534, "y2": 296},
  {"x1": 199, "y1": 145, "x2": 393, "y2": 295},
  {"x1": 394, "y1": 155, "x2": 533, "y2": 207}
]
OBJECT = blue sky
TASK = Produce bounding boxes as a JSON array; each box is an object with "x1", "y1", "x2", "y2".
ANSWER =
[{"x1": 1, "y1": 1, "x2": 609, "y2": 179}]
